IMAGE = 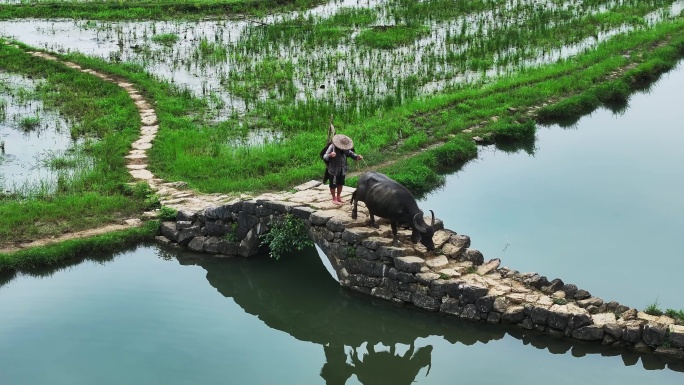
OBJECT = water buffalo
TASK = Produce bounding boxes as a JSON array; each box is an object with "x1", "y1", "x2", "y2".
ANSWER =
[{"x1": 351, "y1": 171, "x2": 436, "y2": 250}]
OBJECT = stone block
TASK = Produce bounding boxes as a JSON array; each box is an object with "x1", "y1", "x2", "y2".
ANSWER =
[
  {"x1": 341, "y1": 227, "x2": 378, "y2": 244},
  {"x1": 530, "y1": 306, "x2": 550, "y2": 325},
  {"x1": 204, "y1": 220, "x2": 227, "y2": 236},
  {"x1": 425, "y1": 255, "x2": 449, "y2": 269},
  {"x1": 188, "y1": 236, "x2": 206, "y2": 252},
  {"x1": 394, "y1": 256, "x2": 425, "y2": 273},
  {"x1": 176, "y1": 220, "x2": 194, "y2": 230},
  {"x1": 487, "y1": 312, "x2": 501, "y2": 324},
  {"x1": 548, "y1": 307, "x2": 569, "y2": 330},
  {"x1": 256, "y1": 205, "x2": 274, "y2": 217},
  {"x1": 412, "y1": 292, "x2": 440, "y2": 312},
  {"x1": 572, "y1": 325, "x2": 605, "y2": 341},
  {"x1": 476, "y1": 295, "x2": 495, "y2": 313},
  {"x1": 460, "y1": 284, "x2": 488, "y2": 304},
  {"x1": 291, "y1": 205, "x2": 315, "y2": 220},
  {"x1": 501, "y1": 306, "x2": 525, "y2": 323},
  {"x1": 217, "y1": 240, "x2": 239, "y2": 256},
  {"x1": 204, "y1": 205, "x2": 232, "y2": 220},
  {"x1": 395, "y1": 291, "x2": 412, "y2": 303},
  {"x1": 358, "y1": 260, "x2": 383, "y2": 277},
  {"x1": 377, "y1": 246, "x2": 406, "y2": 259},
  {"x1": 176, "y1": 209, "x2": 197, "y2": 222},
  {"x1": 542, "y1": 278, "x2": 564, "y2": 294},
  {"x1": 462, "y1": 249, "x2": 484, "y2": 265},
  {"x1": 237, "y1": 212, "x2": 260, "y2": 239},
  {"x1": 418, "y1": 272, "x2": 441, "y2": 286},
  {"x1": 396, "y1": 271, "x2": 416, "y2": 284},
  {"x1": 493, "y1": 297, "x2": 508, "y2": 313},
  {"x1": 440, "y1": 298, "x2": 462, "y2": 316},
  {"x1": 355, "y1": 246, "x2": 378, "y2": 261},
  {"x1": 603, "y1": 323, "x2": 623, "y2": 339},
  {"x1": 263, "y1": 200, "x2": 299, "y2": 213},
  {"x1": 177, "y1": 226, "x2": 200, "y2": 246},
  {"x1": 160, "y1": 221, "x2": 179, "y2": 241},
  {"x1": 562, "y1": 283, "x2": 578, "y2": 298},
  {"x1": 238, "y1": 228, "x2": 260, "y2": 257},
  {"x1": 431, "y1": 230, "x2": 454, "y2": 249},
  {"x1": 460, "y1": 304, "x2": 480, "y2": 321},
  {"x1": 623, "y1": 324, "x2": 642, "y2": 343},
  {"x1": 448, "y1": 234, "x2": 470, "y2": 249},
  {"x1": 578, "y1": 297, "x2": 604, "y2": 308},
  {"x1": 204, "y1": 236, "x2": 221, "y2": 254},
  {"x1": 569, "y1": 313, "x2": 592, "y2": 330},
  {"x1": 371, "y1": 287, "x2": 393, "y2": 301},
  {"x1": 477, "y1": 258, "x2": 500, "y2": 275},
  {"x1": 669, "y1": 325, "x2": 684, "y2": 349},
  {"x1": 574, "y1": 289, "x2": 591, "y2": 300},
  {"x1": 591, "y1": 313, "x2": 617, "y2": 326},
  {"x1": 642, "y1": 324, "x2": 666, "y2": 346},
  {"x1": 361, "y1": 236, "x2": 393, "y2": 250},
  {"x1": 241, "y1": 200, "x2": 257, "y2": 214}
]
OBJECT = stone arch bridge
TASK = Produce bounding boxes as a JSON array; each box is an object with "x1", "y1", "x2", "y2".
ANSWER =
[
  {"x1": 17, "y1": 43, "x2": 684, "y2": 364},
  {"x1": 157, "y1": 180, "x2": 684, "y2": 363}
]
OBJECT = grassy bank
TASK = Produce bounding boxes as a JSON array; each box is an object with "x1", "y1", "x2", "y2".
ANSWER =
[
  {"x1": 0, "y1": 0, "x2": 322, "y2": 20},
  {"x1": 0, "y1": 220, "x2": 159, "y2": 274},
  {"x1": 0, "y1": 42, "x2": 154, "y2": 246}
]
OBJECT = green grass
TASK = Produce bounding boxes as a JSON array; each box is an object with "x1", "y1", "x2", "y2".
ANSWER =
[
  {"x1": 645, "y1": 298, "x2": 664, "y2": 316},
  {"x1": 0, "y1": 0, "x2": 323, "y2": 20},
  {"x1": 0, "y1": 43, "x2": 151, "y2": 246},
  {"x1": 665, "y1": 309, "x2": 684, "y2": 323},
  {"x1": 0, "y1": 220, "x2": 159, "y2": 273},
  {"x1": 151, "y1": 33, "x2": 179, "y2": 46},
  {"x1": 356, "y1": 25, "x2": 431, "y2": 49},
  {"x1": 18, "y1": 115, "x2": 40, "y2": 130}
]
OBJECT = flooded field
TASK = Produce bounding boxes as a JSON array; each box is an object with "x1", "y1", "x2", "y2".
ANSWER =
[
  {"x1": 1, "y1": 0, "x2": 681, "y2": 127},
  {"x1": 0, "y1": 71, "x2": 83, "y2": 193}
]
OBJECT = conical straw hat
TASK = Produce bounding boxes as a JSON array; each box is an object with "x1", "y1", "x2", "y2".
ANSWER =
[{"x1": 332, "y1": 134, "x2": 354, "y2": 150}]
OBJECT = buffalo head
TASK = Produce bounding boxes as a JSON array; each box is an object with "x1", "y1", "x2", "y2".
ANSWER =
[{"x1": 410, "y1": 210, "x2": 436, "y2": 251}]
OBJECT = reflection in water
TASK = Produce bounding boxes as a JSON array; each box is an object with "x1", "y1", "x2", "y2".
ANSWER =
[
  {"x1": 350, "y1": 343, "x2": 432, "y2": 385},
  {"x1": 321, "y1": 342, "x2": 432, "y2": 385},
  {"x1": 161, "y1": 245, "x2": 684, "y2": 379},
  {"x1": 2, "y1": 244, "x2": 683, "y2": 385}
]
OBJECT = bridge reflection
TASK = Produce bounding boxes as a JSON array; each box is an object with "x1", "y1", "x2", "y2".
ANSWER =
[{"x1": 162, "y1": 245, "x2": 684, "y2": 381}]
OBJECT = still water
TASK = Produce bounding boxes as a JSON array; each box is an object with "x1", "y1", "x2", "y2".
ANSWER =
[
  {"x1": 0, "y1": 244, "x2": 682, "y2": 385},
  {"x1": 423, "y1": 61, "x2": 684, "y2": 311}
]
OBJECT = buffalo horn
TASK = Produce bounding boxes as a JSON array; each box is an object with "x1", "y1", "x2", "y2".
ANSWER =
[
  {"x1": 413, "y1": 212, "x2": 427, "y2": 233},
  {"x1": 430, "y1": 210, "x2": 435, "y2": 228}
]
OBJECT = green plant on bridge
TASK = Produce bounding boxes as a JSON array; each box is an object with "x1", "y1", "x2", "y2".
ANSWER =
[
  {"x1": 158, "y1": 206, "x2": 177, "y2": 221},
  {"x1": 224, "y1": 222, "x2": 239, "y2": 242},
  {"x1": 260, "y1": 214, "x2": 312, "y2": 260}
]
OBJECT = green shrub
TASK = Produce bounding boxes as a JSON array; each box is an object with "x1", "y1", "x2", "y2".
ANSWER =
[
  {"x1": 260, "y1": 214, "x2": 313, "y2": 259},
  {"x1": 644, "y1": 299, "x2": 664, "y2": 316},
  {"x1": 159, "y1": 206, "x2": 178, "y2": 221}
]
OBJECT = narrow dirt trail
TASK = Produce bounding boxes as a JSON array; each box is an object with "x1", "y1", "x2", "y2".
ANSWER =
[{"x1": 1, "y1": 44, "x2": 235, "y2": 254}]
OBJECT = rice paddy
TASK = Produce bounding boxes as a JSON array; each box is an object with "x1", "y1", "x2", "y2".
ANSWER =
[
  {"x1": 0, "y1": 71, "x2": 81, "y2": 193},
  {"x1": 0, "y1": 0, "x2": 683, "y2": 251}
]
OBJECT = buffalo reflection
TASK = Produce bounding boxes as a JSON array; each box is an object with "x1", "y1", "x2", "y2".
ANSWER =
[
  {"x1": 164, "y1": 244, "x2": 684, "y2": 375},
  {"x1": 320, "y1": 342, "x2": 433, "y2": 385}
]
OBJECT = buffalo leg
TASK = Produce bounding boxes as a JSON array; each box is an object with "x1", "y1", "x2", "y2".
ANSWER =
[
  {"x1": 391, "y1": 221, "x2": 399, "y2": 246},
  {"x1": 351, "y1": 198, "x2": 358, "y2": 220},
  {"x1": 368, "y1": 212, "x2": 379, "y2": 229}
]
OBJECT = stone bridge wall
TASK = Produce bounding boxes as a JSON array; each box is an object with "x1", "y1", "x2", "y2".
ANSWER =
[{"x1": 155, "y1": 181, "x2": 684, "y2": 362}]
